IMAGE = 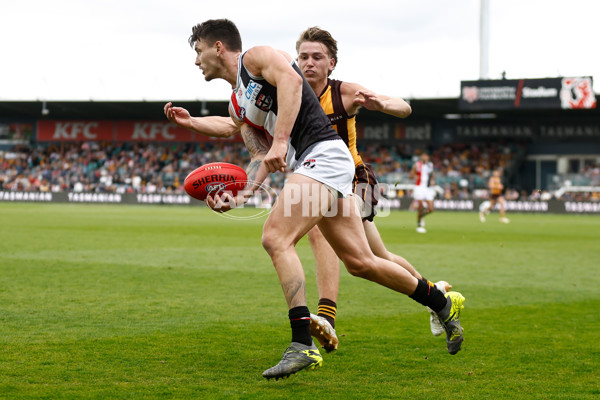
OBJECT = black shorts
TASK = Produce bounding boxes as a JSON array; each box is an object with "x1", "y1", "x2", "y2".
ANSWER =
[
  {"x1": 353, "y1": 163, "x2": 379, "y2": 222},
  {"x1": 490, "y1": 193, "x2": 501, "y2": 201}
]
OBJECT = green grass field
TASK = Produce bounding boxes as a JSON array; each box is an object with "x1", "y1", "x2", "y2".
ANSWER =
[{"x1": 1, "y1": 203, "x2": 599, "y2": 399}]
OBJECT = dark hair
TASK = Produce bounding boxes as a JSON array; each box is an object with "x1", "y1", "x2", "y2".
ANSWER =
[
  {"x1": 296, "y1": 26, "x2": 338, "y2": 73},
  {"x1": 189, "y1": 19, "x2": 242, "y2": 51}
]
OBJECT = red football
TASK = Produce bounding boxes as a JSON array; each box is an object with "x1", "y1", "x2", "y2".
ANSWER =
[{"x1": 184, "y1": 162, "x2": 247, "y2": 201}]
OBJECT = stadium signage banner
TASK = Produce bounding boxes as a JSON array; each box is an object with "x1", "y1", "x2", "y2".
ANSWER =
[
  {"x1": 36, "y1": 121, "x2": 243, "y2": 143},
  {"x1": 564, "y1": 201, "x2": 600, "y2": 213},
  {"x1": 117, "y1": 121, "x2": 192, "y2": 142},
  {"x1": 539, "y1": 124, "x2": 600, "y2": 138},
  {"x1": 455, "y1": 123, "x2": 534, "y2": 138},
  {"x1": 0, "y1": 191, "x2": 53, "y2": 202},
  {"x1": 38, "y1": 121, "x2": 114, "y2": 141},
  {"x1": 459, "y1": 77, "x2": 596, "y2": 111},
  {"x1": 68, "y1": 193, "x2": 123, "y2": 203},
  {"x1": 0, "y1": 122, "x2": 34, "y2": 145},
  {"x1": 136, "y1": 194, "x2": 192, "y2": 205},
  {"x1": 2, "y1": 192, "x2": 597, "y2": 214},
  {"x1": 357, "y1": 122, "x2": 432, "y2": 143},
  {"x1": 433, "y1": 199, "x2": 475, "y2": 210}
]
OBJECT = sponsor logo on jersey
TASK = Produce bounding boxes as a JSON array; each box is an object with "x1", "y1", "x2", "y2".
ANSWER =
[
  {"x1": 302, "y1": 159, "x2": 316, "y2": 169},
  {"x1": 255, "y1": 93, "x2": 273, "y2": 111}
]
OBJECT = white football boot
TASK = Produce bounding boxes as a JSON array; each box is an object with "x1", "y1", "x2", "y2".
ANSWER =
[
  {"x1": 309, "y1": 314, "x2": 339, "y2": 352},
  {"x1": 428, "y1": 281, "x2": 452, "y2": 336}
]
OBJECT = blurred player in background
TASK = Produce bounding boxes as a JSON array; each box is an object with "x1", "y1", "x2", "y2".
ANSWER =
[
  {"x1": 409, "y1": 152, "x2": 435, "y2": 233},
  {"x1": 165, "y1": 19, "x2": 465, "y2": 380},
  {"x1": 479, "y1": 167, "x2": 510, "y2": 223}
]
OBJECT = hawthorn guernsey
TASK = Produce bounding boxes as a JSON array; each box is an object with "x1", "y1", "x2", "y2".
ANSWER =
[{"x1": 184, "y1": 162, "x2": 247, "y2": 201}]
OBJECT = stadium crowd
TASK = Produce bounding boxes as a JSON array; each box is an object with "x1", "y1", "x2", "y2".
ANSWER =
[
  {"x1": 1, "y1": 141, "x2": 598, "y2": 201},
  {"x1": 0, "y1": 142, "x2": 250, "y2": 195}
]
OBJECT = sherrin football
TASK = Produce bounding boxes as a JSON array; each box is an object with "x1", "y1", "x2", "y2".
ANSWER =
[{"x1": 184, "y1": 162, "x2": 247, "y2": 201}]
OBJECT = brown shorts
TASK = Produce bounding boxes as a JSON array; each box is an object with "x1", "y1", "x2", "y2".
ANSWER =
[
  {"x1": 353, "y1": 163, "x2": 379, "y2": 222},
  {"x1": 490, "y1": 193, "x2": 501, "y2": 201}
]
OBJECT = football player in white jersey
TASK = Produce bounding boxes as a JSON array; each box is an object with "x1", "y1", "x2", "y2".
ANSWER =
[{"x1": 409, "y1": 152, "x2": 436, "y2": 233}]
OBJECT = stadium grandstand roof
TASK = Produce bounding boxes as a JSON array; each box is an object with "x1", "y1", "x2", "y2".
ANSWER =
[
  {"x1": 0, "y1": 99, "x2": 468, "y2": 121},
  {"x1": 0, "y1": 98, "x2": 598, "y2": 121},
  {"x1": 0, "y1": 100, "x2": 230, "y2": 120}
]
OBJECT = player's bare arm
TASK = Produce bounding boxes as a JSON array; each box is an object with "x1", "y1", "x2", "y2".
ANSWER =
[
  {"x1": 243, "y1": 46, "x2": 303, "y2": 173},
  {"x1": 409, "y1": 164, "x2": 417, "y2": 180},
  {"x1": 341, "y1": 82, "x2": 411, "y2": 118},
  {"x1": 240, "y1": 124, "x2": 272, "y2": 189},
  {"x1": 164, "y1": 102, "x2": 239, "y2": 138}
]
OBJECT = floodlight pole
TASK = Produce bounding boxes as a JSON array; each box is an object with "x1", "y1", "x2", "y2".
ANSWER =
[{"x1": 479, "y1": 0, "x2": 490, "y2": 79}]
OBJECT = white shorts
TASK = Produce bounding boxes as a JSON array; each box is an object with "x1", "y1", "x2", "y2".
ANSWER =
[
  {"x1": 413, "y1": 185, "x2": 435, "y2": 201},
  {"x1": 292, "y1": 139, "x2": 354, "y2": 197}
]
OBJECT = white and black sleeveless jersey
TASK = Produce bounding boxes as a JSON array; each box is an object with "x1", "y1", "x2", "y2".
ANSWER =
[
  {"x1": 229, "y1": 52, "x2": 339, "y2": 165},
  {"x1": 415, "y1": 160, "x2": 434, "y2": 188}
]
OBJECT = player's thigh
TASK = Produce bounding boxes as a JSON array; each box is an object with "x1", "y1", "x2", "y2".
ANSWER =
[
  {"x1": 317, "y1": 196, "x2": 373, "y2": 264},
  {"x1": 263, "y1": 173, "x2": 333, "y2": 248},
  {"x1": 413, "y1": 185, "x2": 426, "y2": 200},
  {"x1": 426, "y1": 200, "x2": 434, "y2": 211}
]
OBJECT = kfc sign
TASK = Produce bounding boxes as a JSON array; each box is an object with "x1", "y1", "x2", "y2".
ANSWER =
[
  {"x1": 37, "y1": 120, "x2": 243, "y2": 142},
  {"x1": 116, "y1": 121, "x2": 192, "y2": 142},
  {"x1": 37, "y1": 121, "x2": 114, "y2": 141}
]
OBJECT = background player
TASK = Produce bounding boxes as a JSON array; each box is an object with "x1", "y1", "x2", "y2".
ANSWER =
[
  {"x1": 409, "y1": 152, "x2": 435, "y2": 233},
  {"x1": 480, "y1": 167, "x2": 510, "y2": 223}
]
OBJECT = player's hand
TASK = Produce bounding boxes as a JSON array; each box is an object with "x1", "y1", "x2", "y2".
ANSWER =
[
  {"x1": 263, "y1": 140, "x2": 288, "y2": 173},
  {"x1": 352, "y1": 90, "x2": 385, "y2": 111},
  {"x1": 205, "y1": 192, "x2": 236, "y2": 213},
  {"x1": 205, "y1": 189, "x2": 252, "y2": 213},
  {"x1": 164, "y1": 102, "x2": 192, "y2": 129}
]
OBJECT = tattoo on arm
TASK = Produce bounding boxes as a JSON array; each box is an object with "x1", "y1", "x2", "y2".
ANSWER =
[
  {"x1": 239, "y1": 125, "x2": 272, "y2": 191},
  {"x1": 240, "y1": 125, "x2": 271, "y2": 159},
  {"x1": 245, "y1": 159, "x2": 262, "y2": 183}
]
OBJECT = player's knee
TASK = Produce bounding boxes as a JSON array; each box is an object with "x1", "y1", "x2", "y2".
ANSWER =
[
  {"x1": 261, "y1": 230, "x2": 279, "y2": 256},
  {"x1": 262, "y1": 228, "x2": 296, "y2": 257},
  {"x1": 342, "y1": 255, "x2": 375, "y2": 278}
]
